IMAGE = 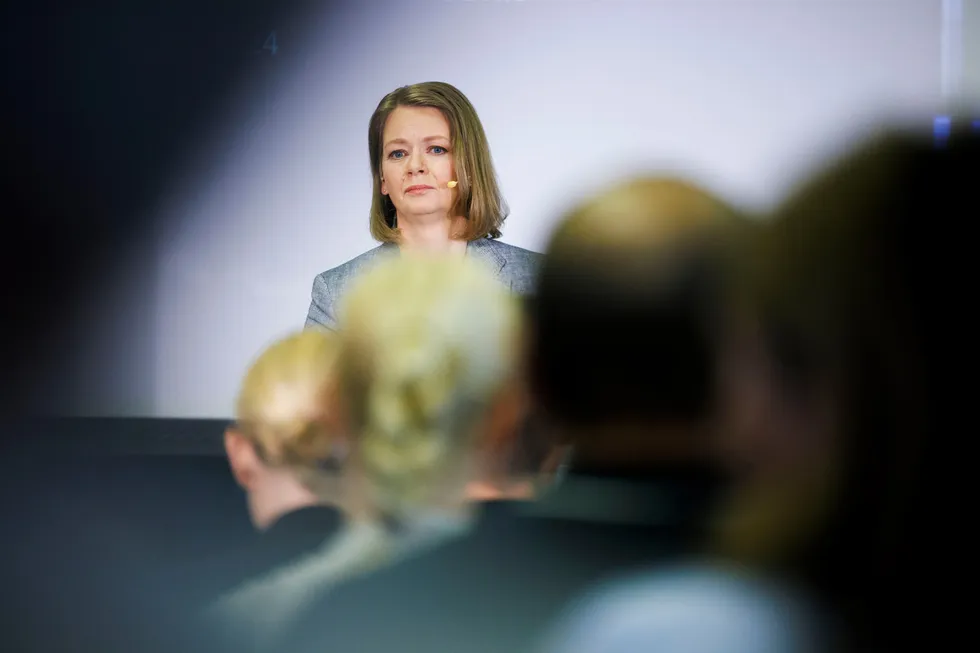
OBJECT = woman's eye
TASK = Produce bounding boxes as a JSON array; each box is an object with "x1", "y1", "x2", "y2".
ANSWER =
[
  {"x1": 430, "y1": 146, "x2": 447, "y2": 155},
  {"x1": 388, "y1": 150, "x2": 406, "y2": 160}
]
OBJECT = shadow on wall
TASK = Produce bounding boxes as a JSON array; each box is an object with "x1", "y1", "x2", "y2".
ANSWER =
[{"x1": 0, "y1": 0, "x2": 323, "y2": 416}]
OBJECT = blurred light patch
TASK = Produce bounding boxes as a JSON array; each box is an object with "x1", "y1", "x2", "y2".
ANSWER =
[{"x1": 934, "y1": 115, "x2": 952, "y2": 146}]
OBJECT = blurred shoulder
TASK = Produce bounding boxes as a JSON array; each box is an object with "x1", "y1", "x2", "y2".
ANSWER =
[{"x1": 539, "y1": 563, "x2": 830, "y2": 653}]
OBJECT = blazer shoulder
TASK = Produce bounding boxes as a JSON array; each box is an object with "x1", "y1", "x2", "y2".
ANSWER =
[
  {"x1": 483, "y1": 239, "x2": 544, "y2": 294},
  {"x1": 486, "y1": 238, "x2": 544, "y2": 264},
  {"x1": 306, "y1": 245, "x2": 393, "y2": 329},
  {"x1": 315, "y1": 245, "x2": 389, "y2": 295},
  {"x1": 315, "y1": 245, "x2": 393, "y2": 288}
]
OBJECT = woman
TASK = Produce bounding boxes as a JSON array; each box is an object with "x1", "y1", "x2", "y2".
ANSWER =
[
  {"x1": 218, "y1": 254, "x2": 523, "y2": 649},
  {"x1": 305, "y1": 81, "x2": 541, "y2": 330}
]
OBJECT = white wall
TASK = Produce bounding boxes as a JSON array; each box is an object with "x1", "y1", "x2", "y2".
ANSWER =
[
  {"x1": 960, "y1": 0, "x2": 980, "y2": 103},
  {"x1": 72, "y1": 0, "x2": 946, "y2": 418}
]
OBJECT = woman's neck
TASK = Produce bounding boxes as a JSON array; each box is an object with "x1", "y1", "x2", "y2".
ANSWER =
[{"x1": 398, "y1": 214, "x2": 469, "y2": 254}]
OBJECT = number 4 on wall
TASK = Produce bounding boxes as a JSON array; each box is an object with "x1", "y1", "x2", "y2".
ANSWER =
[{"x1": 263, "y1": 30, "x2": 278, "y2": 55}]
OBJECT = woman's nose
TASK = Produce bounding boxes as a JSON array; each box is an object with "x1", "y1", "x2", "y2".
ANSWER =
[{"x1": 407, "y1": 150, "x2": 426, "y2": 173}]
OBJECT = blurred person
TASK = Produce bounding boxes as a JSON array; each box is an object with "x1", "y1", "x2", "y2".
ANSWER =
[
  {"x1": 537, "y1": 123, "x2": 979, "y2": 653},
  {"x1": 281, "y1": 176, "x2": 742, "y2": 653},
  {"x1": 212, "y1": 254, "x2": 523, "y2": 649},
  {"x1": 0, "y1": 334, "x2": 348, "y2": 653},
  {"x1": 106, "y1": 329, "x2": 352, "y2": 647},
  {"x1": 710, "y1": 124, "x2": 975, "y2": 651},
  {"x1": 305, "y1": 81, "x2": 541, "y2": 330},
  {"x1": 199, "y1": 329, "x2": 349, "y2": 602}
]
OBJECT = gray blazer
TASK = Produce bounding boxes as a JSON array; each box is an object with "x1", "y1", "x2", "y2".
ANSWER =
[{"x1": 305, "y1": 238, "x2": 543, "y2": 330}]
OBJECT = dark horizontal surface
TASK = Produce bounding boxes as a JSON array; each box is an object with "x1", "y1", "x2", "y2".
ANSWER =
[
  {"x1": 1, "y1": 452, "x2": 256, "y2": 653},
  {"x1": 3, "y1": 417, "x2": 230, "y2": 456}
]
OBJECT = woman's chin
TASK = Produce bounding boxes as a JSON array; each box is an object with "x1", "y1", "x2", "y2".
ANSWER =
[{"x1": 396, "y1": 204, "x2": 450, "y2": 221}]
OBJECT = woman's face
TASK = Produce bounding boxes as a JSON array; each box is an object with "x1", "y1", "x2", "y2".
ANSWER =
[{"x1": 380, "y1": 106, "x2": 458, "y2": 222}]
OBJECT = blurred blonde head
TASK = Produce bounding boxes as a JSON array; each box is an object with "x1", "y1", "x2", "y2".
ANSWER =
[
  {"x1": 226, "y1": 329, "x2": 345, "y2": 527},
  {"x1": 336, "y1": 255, "x2": 521, "y2": 518}
]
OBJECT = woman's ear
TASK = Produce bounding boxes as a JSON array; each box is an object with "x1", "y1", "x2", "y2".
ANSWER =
[{"x1": 224, "y1": 427, "x2": 262, "y2": 490}]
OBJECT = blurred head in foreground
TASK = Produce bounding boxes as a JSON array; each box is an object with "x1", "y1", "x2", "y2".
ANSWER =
[
  {"x1": 336, "y1": 254, "x2": 522, "y2": 521},
  {"x1": 527, "y1": 176, "x2": 747, "y2": 473},
  {"x1": 716, "y1": 123, "x2": 979, "y2": 648},
  {"x1": 225, "y1": 329, "x2": 346, "y2": 530}
]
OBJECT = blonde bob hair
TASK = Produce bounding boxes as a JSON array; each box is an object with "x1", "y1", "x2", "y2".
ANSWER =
[
  {"x1": 234, "y1": 329, "x2": 344, "y2": 494},
  {"x1": 368, "y1": 81, "x2": 508, "y2": 243},
  {"x1": 336, "y1": 254, "x2": 521, "y2": 515}
]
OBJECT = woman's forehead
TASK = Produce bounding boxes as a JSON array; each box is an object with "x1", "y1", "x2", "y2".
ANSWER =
[{"x1": 383, "y1": 106, "x2": 450, "y2": 141}]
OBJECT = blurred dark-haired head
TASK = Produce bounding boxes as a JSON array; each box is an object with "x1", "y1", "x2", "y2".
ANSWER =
[
  {"x1": 716, "y1": 121, "x2": 979, "y2": 649},
  {"x1": 526, "y1": 177, "x2": 746, "y2": 471}
]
